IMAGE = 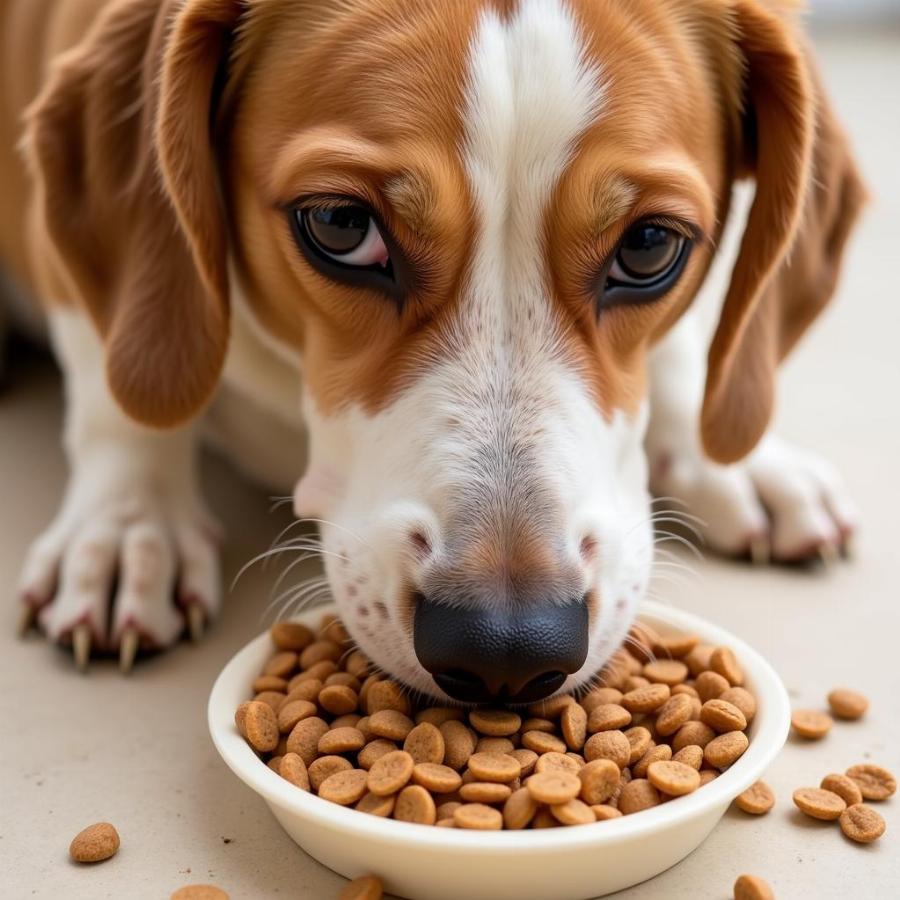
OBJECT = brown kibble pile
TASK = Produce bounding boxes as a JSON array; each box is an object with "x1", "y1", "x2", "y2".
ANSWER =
[{"x1": 236, "y1": 615, "x2": 757, "y2": 829}]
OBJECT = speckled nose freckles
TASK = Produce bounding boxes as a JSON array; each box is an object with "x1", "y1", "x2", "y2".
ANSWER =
[{"x1": 287, "y1": 0, "x2": 660, "y2": 703}]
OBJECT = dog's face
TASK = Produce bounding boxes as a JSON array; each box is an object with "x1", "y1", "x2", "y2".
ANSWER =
[
  {"x1": 222, "y1": 0, "x2": 731, "y2": 700},
  {"x1": 29, "y1": 0, "x2": 823, "y2": 699}
]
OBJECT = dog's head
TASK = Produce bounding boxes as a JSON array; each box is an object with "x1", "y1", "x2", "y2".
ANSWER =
[{"x1": 28, "y1": 0, "x2": 862, "y2": 701}]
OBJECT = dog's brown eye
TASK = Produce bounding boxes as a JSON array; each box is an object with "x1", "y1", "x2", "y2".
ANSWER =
[
  {"x1": 610, "y1": 224, "x2": 684, "y2": 284},
  {"x1": 298, "y1": 204, "x2": 390, "y2": 268},
  {"x1": 601, "y1": 220, "x2": 692, "y2": 308}
]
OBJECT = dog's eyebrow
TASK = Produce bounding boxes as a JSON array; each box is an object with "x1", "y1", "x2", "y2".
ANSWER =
[
  {"x1": 591, "y1": 176, "x2": 638, "y2": 236},
  {"x1": 384, "y1": 172, "x2": 436, "y2": 234}
]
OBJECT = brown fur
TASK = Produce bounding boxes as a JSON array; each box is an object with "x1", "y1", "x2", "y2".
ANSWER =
[{"x1": 0, "y1": 0, "x2": 863, "y2": 463}]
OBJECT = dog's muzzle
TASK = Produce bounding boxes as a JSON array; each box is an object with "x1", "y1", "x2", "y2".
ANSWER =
[{"x1": 413, "y1": 595, "x2": 589, "y2": 704}]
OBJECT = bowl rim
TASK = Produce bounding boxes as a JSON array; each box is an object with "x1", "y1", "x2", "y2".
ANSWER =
[{"x1": 208, "y1": 599, "x2": 790, "y2": 853}]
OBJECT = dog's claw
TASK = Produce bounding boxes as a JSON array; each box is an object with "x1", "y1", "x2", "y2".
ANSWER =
[
  {"x1": 186, "y1": 603, "x2": 205, "y2": 643},
  {"x1": 18, "y1": 604, "x2": 38, "y2": 637},
  {"x1": 750, "y1": 536, "x2": 771, "y2": 567},
  {"x1": 119, "y1": 628, "x2": 140, "y2": 674},
  {"x1": 72, "y1": 624, "x2": 92, "y2": 672},
  {"x1": 841, "y1": 535, "x2": 856, "y2": 560}
]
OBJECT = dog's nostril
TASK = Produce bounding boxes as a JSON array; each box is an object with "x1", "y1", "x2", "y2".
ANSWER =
[{"x1": 432, "y1": 670, "x2": 492, "y2": 704}]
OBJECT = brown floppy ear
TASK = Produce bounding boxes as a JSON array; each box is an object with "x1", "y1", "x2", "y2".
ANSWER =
[
  {"x1": 700, "y1": 0, "x2": 866, "y2": 464},
  {"x1": 25, "y1": 0, "x2": 243, "y2": 427}
]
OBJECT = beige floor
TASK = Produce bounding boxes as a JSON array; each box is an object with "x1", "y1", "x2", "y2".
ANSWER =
[{"x1": 2, "y1": 28, "x2": 899, "y2": 900}]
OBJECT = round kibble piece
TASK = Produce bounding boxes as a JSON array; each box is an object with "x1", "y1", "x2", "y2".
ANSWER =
[
  {"x1": 367, "y1": 750, "x2": 414, "y2": 796},
  {"x1": 624, "y1": 726, "x2": 652, "y2": 765},
  {"x1": 459, "y1": 782, "x2": 512, "y2": 803},
  {"x1": 318, "y1": 727, "x2": 365, "y2": 755},
  {"x1": 441, "y1": 720, "x2": 476, "y2": 771},
  {"x1": 277, "y1": 699, "x2": 317, "y2": 734},
  {"x1": 503, "y1": 788, "x2": 538, "y2": 829},
  {"x1": 243, "y1": 701, "x2": 279, "y2": 753},
  {"x1": 820, "y1": 773, "x2": 863, "y2": 807},
  {"x1": 412, "y1": 763, "x2": 462, "y2": 794},
  {"x1": 618, "y1": 778, "x2": 660, "y2": 815},
  {"x1": 578, "y1": 758, "x2": 621, "y2": 805},
  {"x1": 655, "y1": 694, "x2": 693, "y2": 736},
  {"x1": 521, "y1": 730, "x2": 567, "y2": 755},
  {"x1": 366, "y1": 680, "x2": 411, "y2": 715},
  {"x1": 845, "y1": 764, "x2": 896, "y2": 801},
  {"x1": 700, "y1": 699, "x2": 747, "y2": 733},
  {"x1": 643, "y1": 659, "x2": 688, "y2": 685},
  {"x1": 286, "y1": 716, "x2": 330, "y2": 765},
  {"x1": 592, "y1": 804, "x2": 623, "y2": 820},
  {"x1": 356, "y1": 792, "x2": 395, "y2": 818},
  {"x1": 467, "y1": 752, "x2": 521, "y2": 783},
  {"x1": 403, "y1": 722, "x2": 445, "y2": 765},
  {"x1": 733, "y1": 874, "x2": 774, "y2": 900},
  {"x1": 561, "y1": 702, "x2": 588, "y2": 750},
  {"x1": 69, "y1": 823, "x2": 120, "y2": 863},
  {"x1": 454, "y1": 803, "x2": 502, "y2": 830},
  {"x1": 318, "y1": 684, "x2": 359, "y2": 716},
  {"x1": 588, "y1": 704, "x2": 632, "y2": 733},
  {"x1": 252, "y1": 675, "x2": 288, "y2": 693},
  {"x1": 710, "y1": 646, "x2": 743, "y2": 685},
  {"x1": 793, "y1": 787, "x2": 846, "y2": 821},
  {"x1": 704, "y1": 731, "x2": 749, "y2": 770},
  {"x1": 622, "y1": 683, "x2": 670, "y2": 713},
  {"x1": 279, "y1": 753, "x2": 310, "y2": 791},
  {"x1": 839, "y1": 804, "x2": 886, "y2": 843},
  {"x1": 695, "y1": 670, "x2": 730, "y2": 702},
  {"x1": 719, "y1": 687, "x2": 757, "y2": 724},
  {"x1": 791, "y1": 709, "x2": 833, "y2": 740},
  {"x1": 647, "y1": 760, "x2": 700, "y2": 796},
  {"x1": 734, "y1": 781, "x2": 774, "y2": 815},
  {"x1": 584, "y1": 730, "x2": 631, "y2": 768},
  {"x1": 264, "y1": 651, "x2": 298, "y2": 678},
  {"x1": 469, "y1": 709, "x2": 522, "y2": 736},
  {"x1": 527, "y1": 771, "x2": 582, "y2": 805},
  {"x1": 170, "y1": 886, "x2": 229, "y2": 900},
  {"x1": 672, "y1": 721, "x2": 716, "y2": 752},
  {"x1": 535, "y1": 751, "x2": 581, "y2": 775},
  {"x1": 653, "y1": 633, "x2": 699, "y2": 658},
  {"x1": 827, "y1": 688, "x2": 868, "y2": 720},
  {"x1": 319, "y1": 769, "x2": 368, "y2": 806},
  {"x1": 358, "y1": 739, "x2": 398, "y2": 771},
  {"x1": 271, "y1": 621, "x2": 314, "y2": 651},
  {"x1": 475, "y1": 737, "x2": 514, "y2": 755},
  {"x1": 339, "y1": 875, "x2": 384, "y2": 900},
  {"x1": 551, "y1": 798, "x2": 595, "y2": 826},
  {"x1": 508, "y1": 748, "x2": 539, "y2": 777},
  {"x1": 394, "y1": 785, "x2": 437, "y2": 825},
  {"x1": 368, "y1": 710, "x2": 415, "y2": 741},
  {"x1": 672, "y1": 745, "x2": 703, "y2": 770}
]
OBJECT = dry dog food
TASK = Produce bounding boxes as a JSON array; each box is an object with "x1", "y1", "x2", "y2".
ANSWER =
[
  {"x1": 236, "y1": 616, "x2": 757, "y2": 829},
  {"x1": 69, "y1": 822, "x2": 120, "y2": 863},
  {"x1": 734, "y1": 780, "x2": 775, "y2": 815},
  {"x1": 339, "y1": 875, "x2": 384, "y2": 900},
  {"x1": 170, "y1": 887, "x2": 230, "y2": 900},
  {"x1": 839, "y1": 804, "x2": 886, "y2": 844},
  {"x1": 826, "y1": 688, "x2": 868, "y2": 720},
  {"x1": 790, "y1": 709, "x2": 833, "y2": 740},
  {"x1": 733, "y1": 874, "x2": 775, "y2": 900}
]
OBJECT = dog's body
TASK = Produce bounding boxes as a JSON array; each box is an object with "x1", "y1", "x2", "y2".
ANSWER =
[{"x1": 1, "y1": 0, "x2": 864, "y2": 692}]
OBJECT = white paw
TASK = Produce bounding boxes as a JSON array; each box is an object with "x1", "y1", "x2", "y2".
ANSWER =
[
  {"x1": 650, "y1": 434, "x2": 856, "y2": 563},
  {"x1": 18, "y1": 480, "x2": 221, "y2": 670}
]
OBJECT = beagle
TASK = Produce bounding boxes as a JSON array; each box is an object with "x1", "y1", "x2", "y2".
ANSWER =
[{"x1": 0, "y1": 0, "x2": 864, "y2": 696}]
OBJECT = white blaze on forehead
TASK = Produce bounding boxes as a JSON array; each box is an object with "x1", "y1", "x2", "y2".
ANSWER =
[{"x1": 464, "y1": 0, "x2": 606, "y2": 302}]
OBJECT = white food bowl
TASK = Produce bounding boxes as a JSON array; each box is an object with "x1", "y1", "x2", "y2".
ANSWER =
[{"x1": 209, "y1": 600, "x2": 790, "y2": 900}]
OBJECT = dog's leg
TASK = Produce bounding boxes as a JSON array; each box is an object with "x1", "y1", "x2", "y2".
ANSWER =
[
  {"x1": 645, "y1": 305, "x2": 856, "y2": 564},
  {"x1": 18, "y1": 308, "x2": 221, "y2": 670}
]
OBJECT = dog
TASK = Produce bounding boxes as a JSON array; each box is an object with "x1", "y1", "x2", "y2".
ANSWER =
[{"x1": 0, "y1": 0, "x2": 864, "y2": 699}]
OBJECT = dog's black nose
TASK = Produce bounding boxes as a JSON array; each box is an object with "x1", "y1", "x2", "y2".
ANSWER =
[{"x1": 413, "y1": 596, "x2": 589, "y2": 704}]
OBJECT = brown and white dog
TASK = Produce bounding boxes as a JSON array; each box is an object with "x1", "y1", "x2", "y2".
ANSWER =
[{"x1": 0, "y1": 0, "x2": 864, "y2": 697}]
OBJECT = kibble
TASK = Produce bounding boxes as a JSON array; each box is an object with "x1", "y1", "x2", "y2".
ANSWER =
[
  {"x1": 792, "y1": 787, "x2": 846, "y2": 821},
  {"x1": 791, "y1": 709, "x2": 833, "y2": 740},
  {"x1": 734, "y1": 781, "x2": 775, "y2": 815},
  {"x1": 733, "y1": 874, "x2": 774, "y2": 900},
  {"x1": 170, "y1": 887, "x2": 229, "y2": 900},
  {"x1": 839, "y1": 804, "x2": 886, "y2": 843},
  {"x1": 69, "y1": 822, "x2": 120, "y2": 863},
  {"x1": 845, "y1": 763, "x2": 896, "y2": 801},
  {"x1": 236, "y1": 615, "x2": 757, "y2": 829},
  {"x1": 826, "y1": 688, "x2": 868, "y2": 720},
  {"x1": 339, "y1": 875, "x2": 383, "y2": 900}
]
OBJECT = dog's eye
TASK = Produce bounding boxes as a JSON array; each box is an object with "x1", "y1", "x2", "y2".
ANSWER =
[
  {"x1": 602, "y1": 221, "x2": 691, "y2": 305},
  {"x1": 295, "y1": 204, "x2": 391, "y2": 270}
]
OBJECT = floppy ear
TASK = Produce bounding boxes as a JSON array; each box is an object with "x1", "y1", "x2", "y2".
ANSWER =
[
  {"x1": 25, "y1": 0, "x2": 243, "y2": 427},
  {"x1": 700, "y1": 0, "x2": 866, "y2": 464}
]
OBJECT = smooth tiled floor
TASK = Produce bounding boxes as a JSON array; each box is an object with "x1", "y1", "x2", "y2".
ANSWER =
[{"x1": 2, "y1": 29, "x2": 898, "y2": 900}]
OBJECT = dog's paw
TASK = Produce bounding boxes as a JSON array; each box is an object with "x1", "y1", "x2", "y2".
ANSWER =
[
  {"x1": 650, "y1": 434, "x2": 856, "y2": 564},
  {"x1": 18, "y1": 486, "x2": 221, "y2": 672}
]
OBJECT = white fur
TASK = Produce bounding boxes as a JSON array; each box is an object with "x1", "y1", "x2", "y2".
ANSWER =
[{"x1": 19, "y1": 309, "x2": 220, "y2": 648}]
